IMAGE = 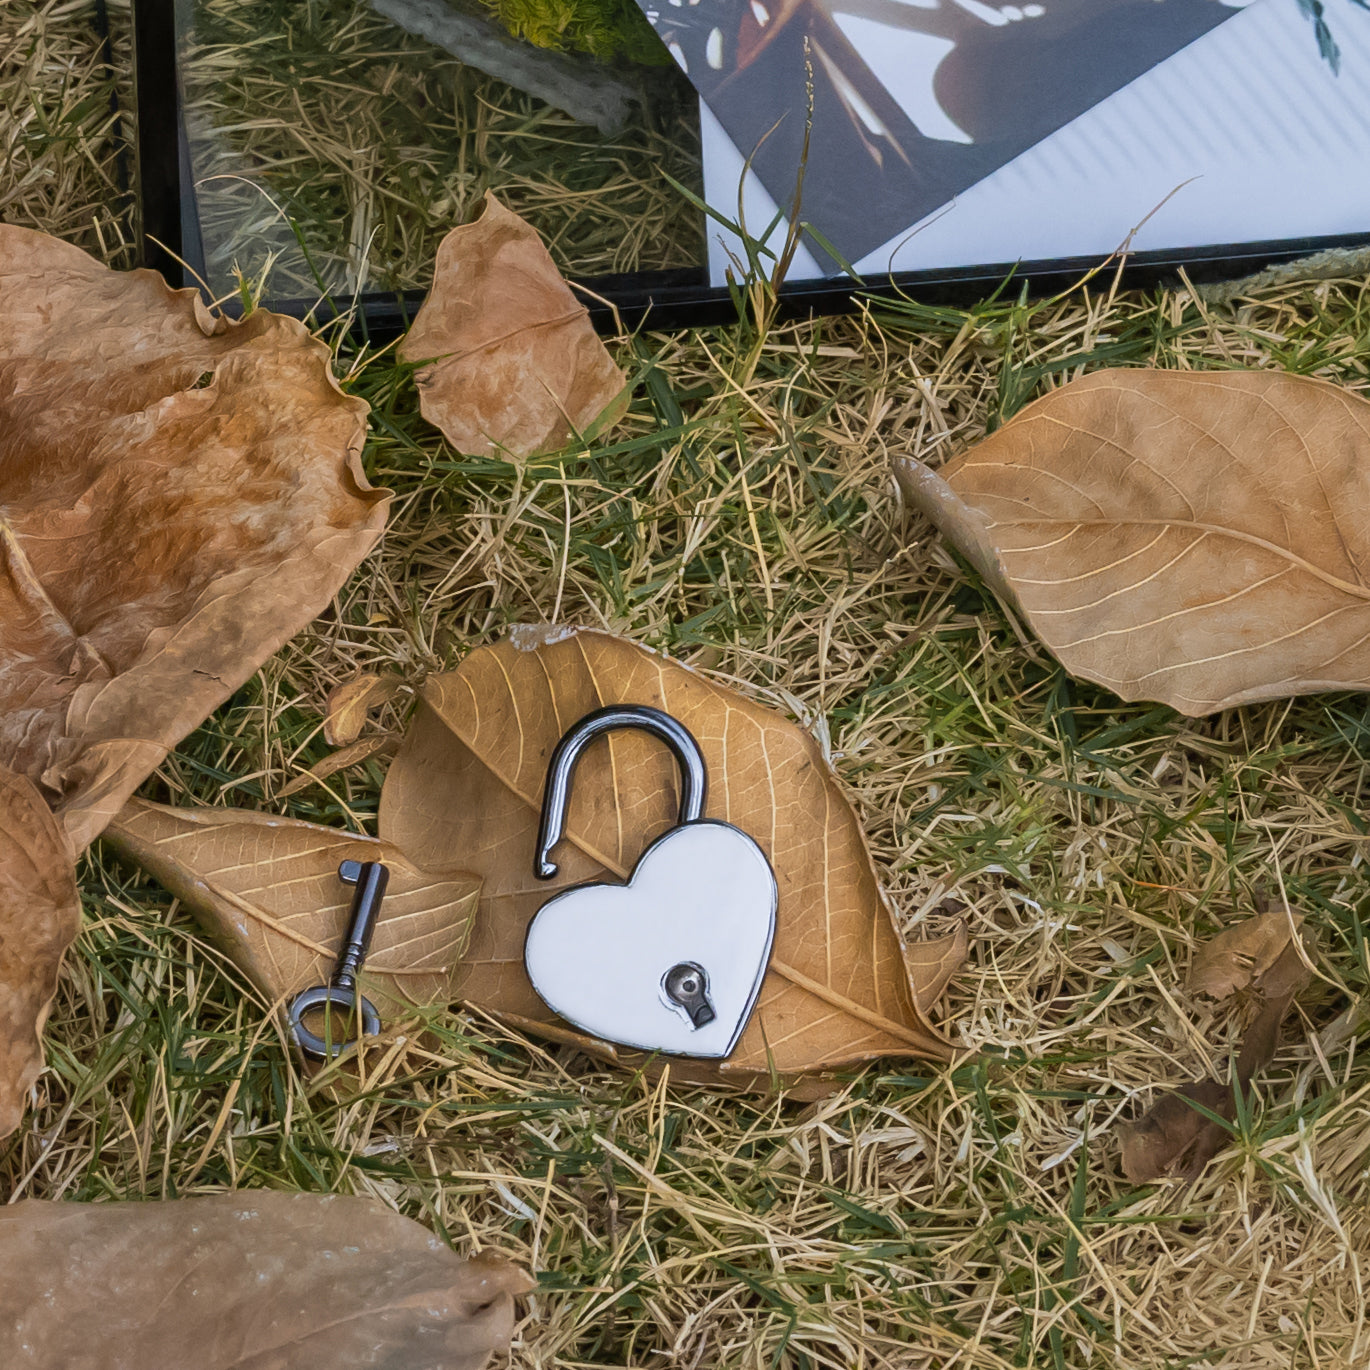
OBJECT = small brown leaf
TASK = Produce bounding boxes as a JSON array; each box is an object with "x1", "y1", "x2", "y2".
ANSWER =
[
  {"x1": 104, "y1": 799, "x2": 480, "y2": 1023},
  {"x1": 0, "y1": 1190, "x2": 532, "y2": 1370},
  {"x1": 279, "y1": 732, "x2": 401, "y2": 798},
  {"x1": 1189, "y1": 910, "x2": 1302, "y2": 999},
  {"x1": 1119, "y1": 1079, "x2": 1234, "y2": 1185},
  {"x1": 324, "y1": 673, "x2": 404, "y2": 746},
  {"x1": 896, "y1": 369, "x2": 1370, "y2": 716},
  {"x1": 0, "y1": 766, "x2": 79, "y2": 1138},
  {"x1": 1235, "y1": 941, "x2": 1312, "y2": 1081},
  {"x1": 379, "y1": 627, "x2": 961, "y2": 1086},
  {"x1": 906, "y1": 922, "x2": 968, "y2": 1017},
  {"x1": 400, "y1": 193, "x2": 628, "y2": 458},
  {"x1": 1119, "y1": 916, "x2": 1313, "y2": 1183}
]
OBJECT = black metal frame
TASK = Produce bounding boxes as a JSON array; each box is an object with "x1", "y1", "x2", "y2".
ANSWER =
[{"x1": 132, "y1": 0, "x2": 1370, "y2": 335}]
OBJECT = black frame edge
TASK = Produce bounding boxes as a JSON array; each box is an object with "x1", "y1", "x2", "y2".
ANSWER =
[{"x1": 132, "y1": 0, "x2": 185, "y2": 279}]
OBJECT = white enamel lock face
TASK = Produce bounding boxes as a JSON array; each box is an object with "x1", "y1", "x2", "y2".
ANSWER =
[{"x1": 524, "y1": 820, "x2": 777, "y2": 1058}]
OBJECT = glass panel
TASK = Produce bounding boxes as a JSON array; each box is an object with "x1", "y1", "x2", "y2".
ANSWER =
[{"x1": 176, "y1": 0, "x2": 706, "y2": 306}]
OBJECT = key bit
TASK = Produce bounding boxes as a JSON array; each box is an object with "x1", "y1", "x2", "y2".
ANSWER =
[{"x1": 663, "y1": 961, "x2": 716, "y2": 1029}]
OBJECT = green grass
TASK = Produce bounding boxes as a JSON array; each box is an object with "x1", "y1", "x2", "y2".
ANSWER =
[{"x1": 3, "y1": 268, "x2": 1366, "y2": 1365}]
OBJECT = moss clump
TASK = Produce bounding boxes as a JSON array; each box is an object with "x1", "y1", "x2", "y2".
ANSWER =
[{"x1": 479, "y1": 0, "x2": 672, "y2": 64}]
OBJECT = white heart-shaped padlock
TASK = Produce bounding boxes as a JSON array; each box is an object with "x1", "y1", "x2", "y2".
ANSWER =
[{"x1": 523, "y1": 706, "x2": 777, "y2": 1058}]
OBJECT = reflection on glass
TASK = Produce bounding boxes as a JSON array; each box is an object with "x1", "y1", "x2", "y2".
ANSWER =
[{"x1": 178, "y1": 0, "x2": 704, "y2": 306}]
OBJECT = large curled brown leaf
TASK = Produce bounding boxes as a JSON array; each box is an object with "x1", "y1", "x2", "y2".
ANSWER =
[
  {"x1": 0, "y1": 766, "x2": 79, "y2": 1137},
  {"x1": 400, "y1": 193, "x2": 628, "y2": 458},
  {"x1": 1119, "y1": 911, "x2": 1312, "y2": 1183},
  {"x1": 0, "y1": 227, "x2": 390, "y2": 848},
  {"x1": 379, "y1": 627, "x2": 963, "y2": 1086},
  {"x1": 0, "y1": 228, "x2": 389, "y2": 1135},
  {"x1": 0, "y1": 1190, "x2": 532, "y2": 1370},
  {"x1": 104, "y1": 799, "x2": 480, "y2": 1026},
  {"x1": 896, "y1": 369, "x2": 1370, "y2": 716}
]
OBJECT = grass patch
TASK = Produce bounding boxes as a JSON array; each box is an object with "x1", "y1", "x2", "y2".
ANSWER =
[{"x1": 6, "y1": 5, "x2": 1370, "y2": 1364}]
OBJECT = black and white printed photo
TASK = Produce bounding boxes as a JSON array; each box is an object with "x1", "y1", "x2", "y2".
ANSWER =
[{"x1": 641, "y1": 0, "x2": 1369, "y2": 279}]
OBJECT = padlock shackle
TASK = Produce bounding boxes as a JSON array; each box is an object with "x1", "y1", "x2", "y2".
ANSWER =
[{"x1": 534, "y1": 705, "x2": 707, "y2": 880}]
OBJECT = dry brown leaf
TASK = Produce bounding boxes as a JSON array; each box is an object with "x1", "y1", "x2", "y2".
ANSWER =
[
  {"x1": 895, "y1": 368, "x2": 1370, "y2": 716},
  {"x1": 0, "y1": 766, "x2": 80, "y2": 1137},
  {"x1": 891, "y1": 452, "x2": 1019, "y2": 608},
  {"x1": 379, "y1": 627, "x2": 962, "y2": 1086},
  {"x1": 104, "y1": 798, "x2": 480, "y2": 1024},
  {"x1": 1189, "y1": 909, "x2": 1303, "y2": 999},
  {"x1": 1119, "y1": 914, "x2": 1312, "y2": 1183},
  {"x1": 324, "y1": 672, "x2": 404, "y2": 746},
  {"x1": 0, "y1": 227, "x2": 389, "y2": 851},
  {"x1": 400, "y1": 193, "x2": 628, "y2": 458},
  {"x1": 279, "y1": 732, "x2": 401, "y2": 798},
  {"x1": 0, "y1": 1190, "x2": 532, "y2": 1370},
  {"x1": 1118, "y1": 1078, "x2": 1235, "y2": 1186},
  {"x1": 907, "y1": 922, "x2": 969, "y2": 1017}
]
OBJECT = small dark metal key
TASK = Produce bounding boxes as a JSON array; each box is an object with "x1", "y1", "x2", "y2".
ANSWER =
[{"x1": 287, "y1": 859, "x2": 389, "y2": 1059}]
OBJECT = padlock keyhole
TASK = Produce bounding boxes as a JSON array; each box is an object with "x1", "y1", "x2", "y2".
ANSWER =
[{"x1": 663, "y1": 961, "x2": 717, "y2": 1029}]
